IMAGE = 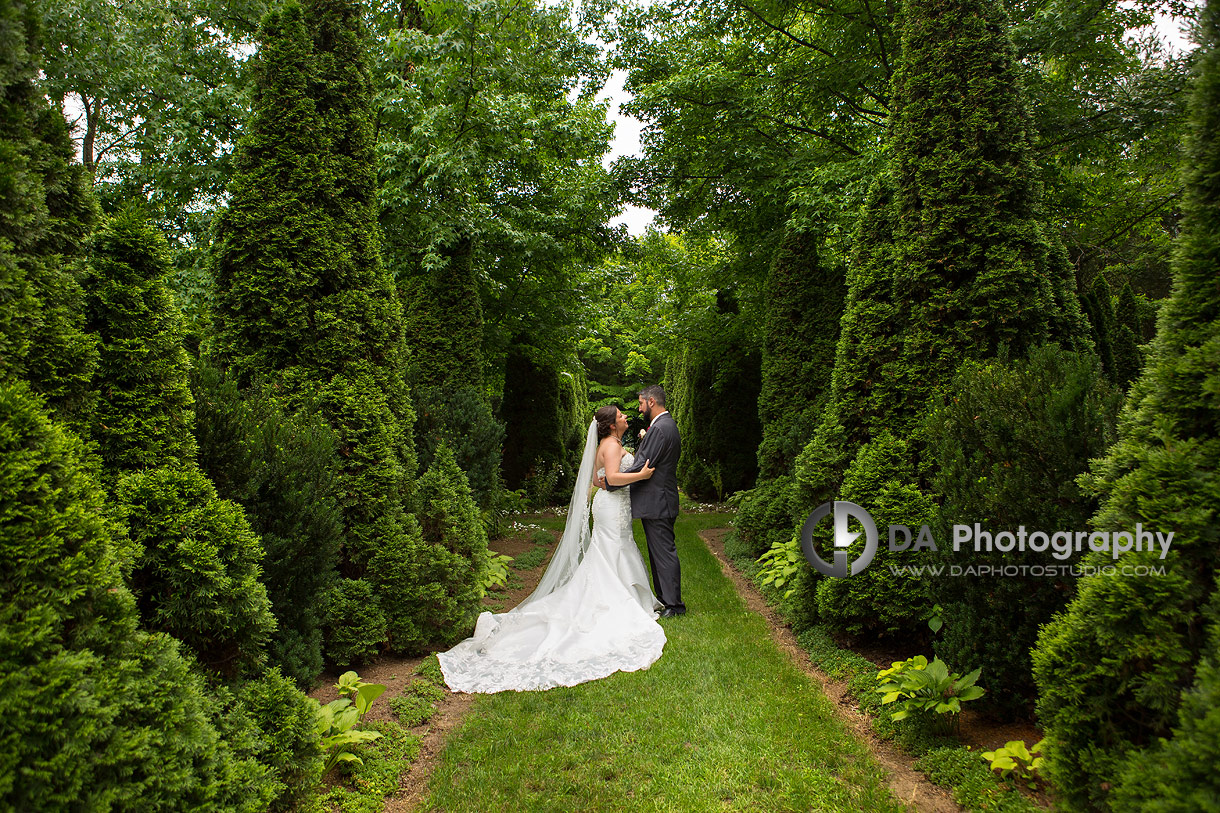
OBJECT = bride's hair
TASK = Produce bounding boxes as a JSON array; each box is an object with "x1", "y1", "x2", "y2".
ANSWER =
[{"x1": 594, "y1": 405, "x2": 619, "y2": 441}]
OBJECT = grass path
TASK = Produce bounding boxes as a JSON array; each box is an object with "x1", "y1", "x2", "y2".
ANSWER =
[{"x1": 421, "y1": 513, "x2": 905, "y2": 812}]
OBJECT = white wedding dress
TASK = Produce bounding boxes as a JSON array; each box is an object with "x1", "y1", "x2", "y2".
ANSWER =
[{"x1": 438, "y1": 425, "x2": 666, "y2": 693}]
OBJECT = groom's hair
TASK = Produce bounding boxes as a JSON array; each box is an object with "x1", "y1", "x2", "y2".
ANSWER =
[{"x1": 638, "y1": 385, "x2": 666, "y2": 407}]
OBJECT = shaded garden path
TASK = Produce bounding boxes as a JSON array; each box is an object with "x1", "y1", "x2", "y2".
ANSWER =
[{"x1": 400, "y1": 513, "x2": 956, "y2": 812}]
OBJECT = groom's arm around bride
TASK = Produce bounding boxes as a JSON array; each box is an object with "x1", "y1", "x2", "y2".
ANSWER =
[{"x1": 604, "y1": 386, "x2": 685, "y2": 615}]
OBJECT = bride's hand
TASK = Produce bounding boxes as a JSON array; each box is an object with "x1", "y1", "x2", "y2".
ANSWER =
[{"x1": 640, "y1": 459, "x2": 655, "y2": 479}]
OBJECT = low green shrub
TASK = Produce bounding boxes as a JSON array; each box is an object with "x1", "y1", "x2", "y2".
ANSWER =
[
  {"x1": 730, "y1": 476, "x2": 799, "y2": 561},
  {"x1": 375, "y1": 444, "x2": 489, "y2": 652},
  {"x1": 314, "y1": 671, "x2": 387, "y2": 775},
  {"x1": 812, "y1": 432, "x2": 935, "y2": 638},
  {"x1": 115, "y1": 463, "x2": 276, "y2": 677},
  {"x1": 324, "y1": 579, "x2": 389, "y2": 667},
  {"x1": 237, "y1": 667, "x2": 324, "y2": 812},
  {"x1": 416, "y1": 655, "x2": 446, "y2": 686},
  {"x1": 923, "y1": 344, "x2": 1120, "y2": 719},
  {"x1": 510, "y1": 546, "x2": 549, "y2": 570},
  {"x1": 313, "y1": 720, "x2": 420, "y2": 813},
  {"x1": 390, "y1": 695, "x2": 435, "y2": 727},
  {"x1": 875, "y1": 656, "x2": 983, "y2": 736},
  {"x1": 981, "y1": 739, "x2": 1045, "y2": 789}
]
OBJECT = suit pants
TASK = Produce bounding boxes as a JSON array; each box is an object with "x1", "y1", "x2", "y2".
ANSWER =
[{"x1": 641, "y1": 516, "x2": 684, "y2": 612}]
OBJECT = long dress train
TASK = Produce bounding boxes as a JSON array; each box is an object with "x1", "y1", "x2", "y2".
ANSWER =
[{"x1": 437, "y1": 450, "x2": 666, "y2": 693}]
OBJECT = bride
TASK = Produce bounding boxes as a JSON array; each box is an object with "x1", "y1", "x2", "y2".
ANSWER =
[{"x1": 437, "y1": 405, "x2": 666, "y2": 693}]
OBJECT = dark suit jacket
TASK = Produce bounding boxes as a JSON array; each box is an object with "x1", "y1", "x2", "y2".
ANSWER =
[{"x1": 608, "y1": 412, "x2": 681, "y2": 519}]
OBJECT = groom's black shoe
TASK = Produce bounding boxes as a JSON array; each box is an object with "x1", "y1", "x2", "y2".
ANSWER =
[{"x1": 659, "y1": 607, "x2": 686, "y2": 618}]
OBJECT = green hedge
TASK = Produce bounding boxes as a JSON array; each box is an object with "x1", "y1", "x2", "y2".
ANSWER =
[
  {"x1": 923, "y1": 345, "x2": 1121, "y2": 719},
  {"x1": 193, "y1": 363, "x2": 343, "y2": 686},
  {"x1": 0, "y1": 382, "x2": 265, "y2": 810},
  {"x1": 116, "y1": 465, "x2": 276, "y2": 678}
]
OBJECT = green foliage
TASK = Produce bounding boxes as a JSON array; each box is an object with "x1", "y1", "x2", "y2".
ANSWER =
[
  {"x1": 374, "y1": 0, "x2": 618, "y2": 363},
  {"x1": 114, "y1": 464, "x2": 275, "y2": 677},
  {"x1": 209, "y1": 2, "x2": 426, "y2": 666},
  {"x1": 510, "y1": 545, "x2": 549, "y2": 571},
  {"x1": 401, "y1": 236, "x2": 484, "y2": 392},
  {"x1": 1109, "y1": 609, "x2": 1220, "y2": 812},
  {"x1": 923, "y1": 344, "x2": 1121, "y2": 718},
  {"x1": 36, "y1": 0, "x2": 263, "y2": 278},
  {"x1": 667, "y1": 325, "x2": 762, "y2": 502},
  {"x1": 323, "y1": 578, "x2": 388, "y2": 667},
  {"x1": 1112, "y1": 279, "x2": 1143, "y2": 388},
  {"x1": 914, "y1": 747, "x2": 1043, "y2": 813},
  {"x1": 226, "y1": 667, "x2": 326, "y2": 812},
  {"x1": 389, "y1": 680, "x2": 446, "y2": 728},
  {"x1": 876, "y1": 656, "x2": 984, "y2": 736},
  {"x1": 390, "y1": 694, "x2": 435, "y2": 728},
  {"x1": 384, "y1": 444, "x2": 490, "y2": 651},
  {"x1": 732, "y1": 475, "x2": 800, "y2": 561},
  {"x1": 412, "y1": 385, "x2": 504, "y2": 508},
  {"x1": 757, "y1": 228, "x2": 844, "y2": 480},
  {"x1": 890, "y1": 0, "x2": 1072, "y2": 427},
  {"x1": 313, "y1": 671, "x2": 387, "y2": 775},
  {"x1": 1082, "y1": 272, "x2": 1119, "y2": 382},
  {"x1": 1031, "y1": 4, "x2": 1220, "y2": 806},
  {"x1": 500, "y1": 342, "x2": 584, "y2": 502},
  {"x1": 192, "y1": 362, "x2": 342, "y2": 686},
  {"x1": 756, "y1": 532, "x2": 804, "y2": 599},
  {"x1": 811, "y1": 432, "x2": 936, "y2": 638},
  {"x1": 981, "y1": 739, "x2": 1045, "y2": 788},
  {"x1": 0, "y1": 380, "x2": 264, "y2": 810},
  {"x1": 312, "y1": 719, "x2": 420, "y2": 813},
  {"x1": 415, "y1": 654, "x2": 446, "y2": 687},
  {"x1": 84, "y1": 210, "x2": 199, "y2": 477},
  {"x1": 0, "y1": 6, "x2": 99, "y2": 431}
]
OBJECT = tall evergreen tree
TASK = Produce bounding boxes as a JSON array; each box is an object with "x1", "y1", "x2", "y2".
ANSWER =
[
  {"x1": 83, "y1": 211, "x2": 198, "y2": 475},
  {"x1": 889, "y1": 0, "x2": 1063, "y2": 425},
  {"x1": 1112, "y1": 279, "x2": 1142, "y2": 388},
  {"x1": 793, "y1": 0, "x2": 1097, "y2": 639},
  {"x1": 756, "y1": 227, "x2": 844, "y2": 481},
  {"x1": 0, "y1": 381, "x2": 268, "y2": 810},
  {"x1": 500, "y1": 339, "x2": 570, "y2": 496},
  {"x1": 1033, "y1": 1, "x2": 1220, "y2": 807},
  {"x1": 84, "y1": 212, "x2": 276, "y2": 677},
  {"x1": 210, "y1": 2, "x2": 437, "y2": 660},
  {"x1": 403, "y1": 236, "x2": 504, "y2": 505},
  {"x1": 0, "y1": 0, "x2": 99, "y2": 432}
]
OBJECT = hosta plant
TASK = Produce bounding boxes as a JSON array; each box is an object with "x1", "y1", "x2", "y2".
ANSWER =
[
  {"x1": 876, "y1": 655, "x2": 984, "y2": 735},
  {"x1": 982, "y1": 739, "x2": 1045, "y2": 788},
  {"x1": 313, "y1": 671, "x2": 387, "y2": 773}
]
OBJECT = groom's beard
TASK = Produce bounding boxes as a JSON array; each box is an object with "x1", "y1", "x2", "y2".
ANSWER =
[{"x1": 640, "y1": 405, "x2": 652, "y2": 423}]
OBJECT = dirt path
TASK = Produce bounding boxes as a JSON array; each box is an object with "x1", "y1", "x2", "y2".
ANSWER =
[{"x1": 698, "y1": 527, "x2": 961, "y2": 813}]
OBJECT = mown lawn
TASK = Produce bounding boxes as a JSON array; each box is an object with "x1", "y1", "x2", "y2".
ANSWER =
[{"x1": 423, "y1": 512, "x2": 903, "y2": 812}]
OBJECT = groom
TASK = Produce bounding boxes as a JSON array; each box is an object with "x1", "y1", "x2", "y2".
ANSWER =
[{"x1": 599, "y1": 385, "x2": 685, "y2": 617}]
